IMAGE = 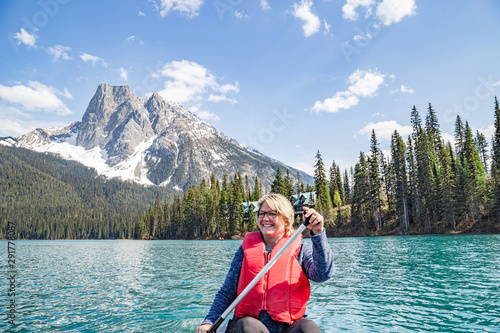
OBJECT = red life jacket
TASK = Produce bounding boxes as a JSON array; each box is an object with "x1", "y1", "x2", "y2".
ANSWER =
[{"x1": 234, "y1": 231, "x2": 311, "y2": 324}]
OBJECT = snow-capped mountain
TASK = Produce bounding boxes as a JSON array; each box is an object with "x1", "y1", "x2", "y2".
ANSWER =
[{"x1": 1, "y1": 83, "x2": 313, "y2": 191}]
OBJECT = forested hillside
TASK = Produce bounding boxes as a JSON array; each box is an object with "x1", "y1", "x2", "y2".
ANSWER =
[{"x1": 0, "y1": 146, "x2": 170, "y2": 239}]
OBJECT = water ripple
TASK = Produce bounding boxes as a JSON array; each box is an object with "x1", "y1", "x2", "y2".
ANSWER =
[{"x1": 1, "y1": 236, "x2": 498, "y2": 332}]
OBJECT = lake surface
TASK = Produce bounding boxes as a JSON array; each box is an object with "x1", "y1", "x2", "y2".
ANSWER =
[{"x1": 1, "y1": 234, "x2": 499, "y2": 332}]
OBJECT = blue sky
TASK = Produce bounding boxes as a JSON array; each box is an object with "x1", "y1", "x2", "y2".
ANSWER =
[{"x1": 1, "y1": 0, "x2": 500, "y2": 175}]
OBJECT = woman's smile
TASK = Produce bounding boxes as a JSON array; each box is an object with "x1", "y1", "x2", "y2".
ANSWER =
[{"x1": 258, "y1": 202, "x2": 286, "y2": 244}]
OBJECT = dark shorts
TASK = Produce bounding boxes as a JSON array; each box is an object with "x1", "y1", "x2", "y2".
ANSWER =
[{"x1": 226, "y1": 316, "x2": 321, "y2": 333}]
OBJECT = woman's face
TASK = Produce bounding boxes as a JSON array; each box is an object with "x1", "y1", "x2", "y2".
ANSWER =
[{"x1": 257, "y1": 201, "x2": 286, "y2": 240}]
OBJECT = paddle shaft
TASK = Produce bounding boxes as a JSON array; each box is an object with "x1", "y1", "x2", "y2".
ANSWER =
[{"x1": 207, "y1": 216, "x2": 311, "y2": 333}]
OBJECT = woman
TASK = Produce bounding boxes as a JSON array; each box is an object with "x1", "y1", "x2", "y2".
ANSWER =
[{"x1": 195, "y1": 193, "x2": 335, "y2": 333}]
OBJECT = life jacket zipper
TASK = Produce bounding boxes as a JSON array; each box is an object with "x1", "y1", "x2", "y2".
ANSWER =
[{"x1": 262, "y1": 251, "x2": 270, "y2": 310}]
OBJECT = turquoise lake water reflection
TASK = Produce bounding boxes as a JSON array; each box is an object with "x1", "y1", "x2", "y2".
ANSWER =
[{"x1": 1, "y1": 234, "x2": 499, "y2": 332}]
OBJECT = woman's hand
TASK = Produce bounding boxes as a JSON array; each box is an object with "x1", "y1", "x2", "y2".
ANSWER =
[
  {"x1": 195, "y1": 324, "x2": 212, "y2": 333},
  {"x1": 303, "y1": 207, "x2": 324, "y2": 235}
]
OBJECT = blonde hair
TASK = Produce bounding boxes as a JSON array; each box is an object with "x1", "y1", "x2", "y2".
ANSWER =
[{"x1": 258, "y1": 193, "x2": 295, "y2": 235}]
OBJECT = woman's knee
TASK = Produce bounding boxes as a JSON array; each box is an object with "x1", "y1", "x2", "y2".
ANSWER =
[
  {"x1": 226, "y1": 317, "x2": 270, "y2": 333},
  {"x1": 285, "y1": 318, "x2": 321, "y2": 333}
]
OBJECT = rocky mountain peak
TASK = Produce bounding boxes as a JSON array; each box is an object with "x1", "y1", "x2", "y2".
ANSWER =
[
  {"x1": 7, "y1": 83, "x2": 314, "y2": 191},
  {"x1": 76, "y1": 83, "x2": 153, "y2": 166}
]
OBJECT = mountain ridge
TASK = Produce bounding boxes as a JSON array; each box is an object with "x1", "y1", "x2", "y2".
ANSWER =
[{"x1": 1, "y1": 83, "x2": 314, "y2": 192}]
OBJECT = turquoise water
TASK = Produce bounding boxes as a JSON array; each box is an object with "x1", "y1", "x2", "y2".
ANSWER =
[{"x1": 1, "y1": 235, "x2": 499, "y2": 332}]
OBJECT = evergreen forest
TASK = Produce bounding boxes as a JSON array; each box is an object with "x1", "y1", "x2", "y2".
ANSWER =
[
  {"x1": 136, "y1": 98, "x2": 500, "y2": 239},
  {"x1": 0, "y1": 146, "x2": 170, "y2": 239}
]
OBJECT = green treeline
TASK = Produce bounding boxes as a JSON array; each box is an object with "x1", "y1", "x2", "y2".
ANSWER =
[
  {"x1": 137, "y1": 98, "x2": 500, "y2": 239},
  {"x1": 0, "y1": 146, "x2": 170, "y2": 239},
  {"x1": 136, "y1": 173, "x2": 262, "y2": 239},
  {"x1": 339, "y1": 100, "x2": 497, "y2": 235},
  {"x1": 2, "y1": 98, "x2": 500, "y2": 240},
  {"x1": 136, "y1": 167, "x2": 319, "y2": 239}
]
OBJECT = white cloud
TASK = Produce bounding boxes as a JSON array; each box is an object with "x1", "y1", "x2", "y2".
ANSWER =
[
  {"x1": 353, "y1": 32, "x2": 372, "y2": 42},
  {"x1": 479, "y1": 124, "x2": 495, "y2": 140},
  {"x1": 323, "y1": 19, "x2": 333, "y2": 37},
  {"x1": 313, "y1": 69, "x2": 386, "y2": 113},
  {"x1": 138, "y1": 11, "x2": 146, "y2": 16},
  {"x1": 260, "y1": 0, "x2": 271, "y2": 10},
  {"x1": 235, "y1": 10, "x2": 249, "y2": 20},
  {"x1": 196, "y1": 110, "x2": 221, "y2": 121},
  {"x1": 292, "y1": 0, "x2": 321, "y2": 37},
  {"x1": 441, "y1": 132, "x2": 455, "y2": 146},
  {"x1": 13, "y1": 28, "x2": 38, "y2": 47},
  {"x1": 188, "y1": 104, "x2": 220, "y2": 121},
  {"x1": 359, "y1": 120, "x2": 412, "y2": 141},
  {"x1": 126, "y1": 35, "x2": 144, "y2": 45},
  {"x1": 347, "y1": 69, "x2": 386, "y2": 97},
  {"x1": 219, "y1": 82, "x2": 240, "y2": 94},
  {"x1": 61, "y1": 88, "x2": 73, "y2": 99},
  {"x1": 158, "y1": 0, "x2": 203, "y2": 18},
  {"x1": 389, "y1": 84, "x2": 415, "y2": 94},
  {"x1": 376, "y1": 0, "x2": 416, "y2": 26},
  {"x1": 80, "y1": 52, "x2": 108, "y2": 67},
  {"x1": 400, "y1": 85, "x2": 414, "y2": 94},
  {"x1": 208, "y1": 94, "x2": 237, "y2": 104},
  {"x1": 313, "y1": 91, "x2": 359, "y2": 114},
  {"x1": 47, "y1": 45, "x2": 72, "y2": 62},
  {"x1": 156, "y1": 60, "x2": 239, "y2": 105},
  {"x1": 0, "y1": 118, "x2": 28, "y2": 137},
  {"x1": 342, "y1": 0, "x2": 374, "y2": 21},
  {"x1": 119, "y1": 67, "x2": 128, "y2": 81},
  {"x1": 342, "y1": 0, "x2": 416, "y2": 26},
  {"x1": 0, "y1": 81, "x2": 73, "y2": 115}
]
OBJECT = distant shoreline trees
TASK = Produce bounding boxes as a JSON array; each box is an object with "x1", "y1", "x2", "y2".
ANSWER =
[{"x1": 136, "y1": 98, "x2": 500, "y2": 239}]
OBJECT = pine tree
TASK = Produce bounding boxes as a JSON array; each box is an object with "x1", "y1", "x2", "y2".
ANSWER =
[
  {"x1": 335, "y1": 164, "x2": 344, "y2": 206},
  {"x1": 218, "y1": 175, "x2": 229, "y2": 237},
  {"x1": 314, "y1": 150, "x2": 333, "y2": 224},
  {"x1": 381, "y1": 152, "x2": 393, "y2": 219},
  {"x1": 295, "y1": 171, "x2": 304, "y2": 195},
  {"x1": 271, "y1": 167, "x2": 286, "y2": 196},
  {"x1": 391, "y1": 131, "x2": 409, "y2": 231},
  {"x1": 209, "y1": 173, "x2": 220, "y2": 236},
  {"x1": 369, "y1": 130, "x2": 383, "y2": 230},
  {"x1": 454, "y1": 115, "x2": 465, "y2": 157},
  {"x1": 352, "y1": 152, "x2": 370, "y2": 230},
  {"x1": 475, "y1": 130, "x2": 489, "y2": 174},
  {"x1": 491, "y1": 96, "x2": 500, "y2": 220},
  {"x1": 463, "y1": 122, "x2": 487, "y2": 223},
  {"x1": 234, "y1": 173, "x2": 245, "y2": 234},
  {"x1": 252, "y1": 175, "x2": 261, "y2": 201},
  {"x1": 329, "y1": 161, "x2": 340, "y2": 207},
  {"x1": 406, "y1": 136, "x2": 419, "y2": 228},
  {"x1": 425, "y1": 103, "x2": 443, "y2": 154},
  {"x1": 247, "y1": 204, "x2": 257, "y2": 232},
  {"x1": 284, "y1": 169, "x2": 294, "y2": 199},
  {"x1": 244, "y1": 175, "x2": 251, "y2": 202},
  {"x1": 440, "y1": 142, "x2": 457, "y2": 230},
  {"x1": 426, "y1": 103, "x2": 447, "y2": 224},
  {"x1": 343, "y1": 169, "x2": 351, "y2": 206},
  {"x1": 412, "y1": 106, "x2": 437, "y2": 230}
]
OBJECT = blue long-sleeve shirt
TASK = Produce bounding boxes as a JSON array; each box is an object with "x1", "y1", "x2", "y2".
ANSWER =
[{"x1": 202, "y1": 231, "x2": 335, "y2": 333}]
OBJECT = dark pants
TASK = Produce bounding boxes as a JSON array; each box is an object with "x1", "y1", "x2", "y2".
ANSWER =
[{"x1": 226, "y1": 317, "x2": 321, "y2": 333}]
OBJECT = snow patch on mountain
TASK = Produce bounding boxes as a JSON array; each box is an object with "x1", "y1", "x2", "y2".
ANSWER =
[{"x1": 0, "y1": 138, "x2": 16, "y2": 147}]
